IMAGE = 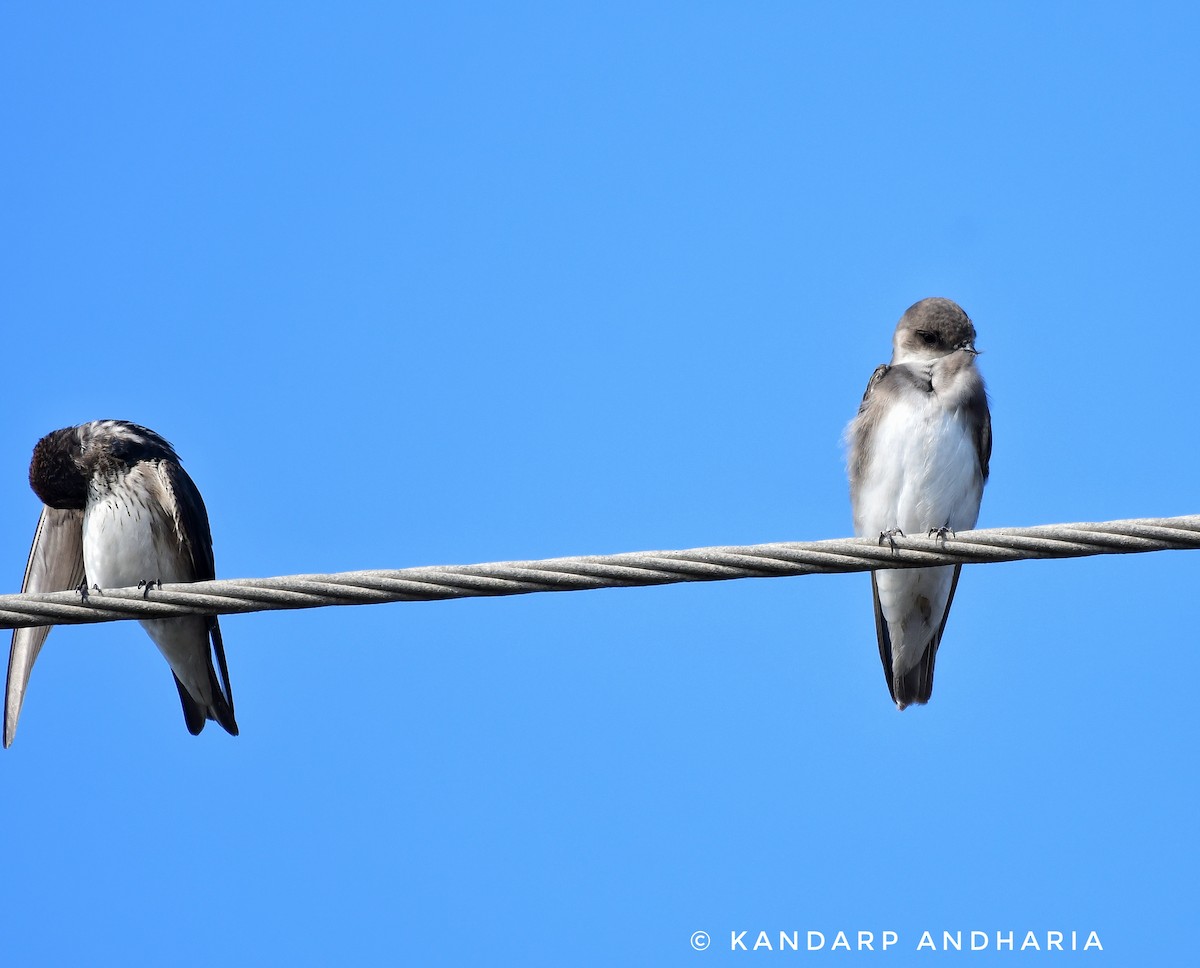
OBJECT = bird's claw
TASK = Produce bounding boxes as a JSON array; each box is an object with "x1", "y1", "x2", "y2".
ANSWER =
[
  {"x1": 927, "y1": 524, "x2": 956, "y2": 543},
  {"x1": 137, "y1": 579, "x2": 161, "y2": 600},
  {"x1": 76, "y1": 580, "x2": 90, "y2": 602},
  {"x1": 877, "y1": 528, "x2": 905, "y2": 552}
]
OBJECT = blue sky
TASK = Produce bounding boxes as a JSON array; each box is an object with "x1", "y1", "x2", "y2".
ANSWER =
[{"x1": 2, "y1": 3, "x2": 1198, "y2": 965}]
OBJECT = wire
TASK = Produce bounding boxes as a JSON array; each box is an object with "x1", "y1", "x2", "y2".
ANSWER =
[{"x1": 1, "y1": 514, "x2": 1197, "y2": 630}]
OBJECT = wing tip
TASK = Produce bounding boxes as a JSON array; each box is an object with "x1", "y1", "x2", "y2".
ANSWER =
[
  {"x1": 208, "y1": 686, "x2": 239, "y2": 737},
  {"x1": 3, "y1": 672, "x2": 23, "y2": 747}
]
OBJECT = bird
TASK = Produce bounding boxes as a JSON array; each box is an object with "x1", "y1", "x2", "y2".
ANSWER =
[
  {"x1": 4, "y1": 420, "x2": 237, "y2": 746},
  {"x1": 846, "y1": 298, "x2": 991, "y2": 709}
]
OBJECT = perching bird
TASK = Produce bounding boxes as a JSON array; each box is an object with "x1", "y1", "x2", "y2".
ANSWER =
[
  {"x1": 4, "y1": 420, "x2": 237, "y2": 746},
  {"x1": 846, "y1": 298, "x2": 991, "y2": 708}
]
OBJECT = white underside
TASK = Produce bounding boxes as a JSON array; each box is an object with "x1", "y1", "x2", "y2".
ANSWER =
[
  {"x1": 82, "y1": 475, "x2": 216, "y2": 706},
  {"x1": 855, "y1": 392, "x2": 983, "y2": 677}
]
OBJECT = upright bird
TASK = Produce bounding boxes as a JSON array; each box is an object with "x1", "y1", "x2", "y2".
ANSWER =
[
  {"x1": 4, "y1": 420, "x2": 237, "y2": 746},
  {"x1": 846, "y1": 298, "x2": 991, "y2": 708}
]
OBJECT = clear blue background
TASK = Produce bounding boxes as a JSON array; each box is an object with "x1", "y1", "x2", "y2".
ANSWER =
[{"x1": 2, "y1": 4, "x2": 1197, "y2": 965}]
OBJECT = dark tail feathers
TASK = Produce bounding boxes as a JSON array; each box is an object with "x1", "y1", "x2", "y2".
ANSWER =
[
  {"x1": 871, "y1": 567, "x2": 962, "y2": 710},
  {"x1": 174, "y1": 617, "x2": 238, "y2": 736}
]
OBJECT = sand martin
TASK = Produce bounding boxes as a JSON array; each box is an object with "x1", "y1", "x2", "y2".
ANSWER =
[
  {"x1": 846, "y1": 298, "x2": 991, "y2": 708},
  {"x1": 4, "y1": 420, "x2": 237, "y2": 745}
]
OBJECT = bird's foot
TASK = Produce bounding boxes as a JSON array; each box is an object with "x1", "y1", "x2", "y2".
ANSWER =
[
  {"x1": 137, "y1": 579, "x2": 161, "y2": 600},
  {"x1": 927, "y1": 523, "x2": 956, "y2": 543},
  {"x1": 878, "y1": 528, "x2": 905, "y2": 552},
  {"x1": 76, "y1": 580, "x2": 91, "y2": 602}
]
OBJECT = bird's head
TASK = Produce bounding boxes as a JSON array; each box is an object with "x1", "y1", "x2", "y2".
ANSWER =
[
  {"x1": 892, "y1": 297, "x2": 978, "y2": 364},
  {"x1": 29, "y1": 427, "x2": 89, "y2": 510}
]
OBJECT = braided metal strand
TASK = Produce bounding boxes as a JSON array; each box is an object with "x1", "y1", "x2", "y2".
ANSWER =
[{"x1": 0, "y1": 514, "x2": 1197, "y2": 631}]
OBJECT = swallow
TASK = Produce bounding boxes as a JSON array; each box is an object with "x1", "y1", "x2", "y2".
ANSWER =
[
  {"x1": 4, "y1": 420, "x2": 237, "y2": 745},
  {"x1": 846, "y1": 298, "x2": 991, "y2": 708}
]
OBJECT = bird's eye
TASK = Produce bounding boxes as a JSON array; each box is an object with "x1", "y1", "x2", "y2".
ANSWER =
[{"x1": 916, "y1": 330, "x2": 938, "y2": 346}]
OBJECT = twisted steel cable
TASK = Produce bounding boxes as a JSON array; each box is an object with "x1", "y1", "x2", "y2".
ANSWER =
[{"x1": 1, "y1": 514, "x2": 1197, "y2": 631}]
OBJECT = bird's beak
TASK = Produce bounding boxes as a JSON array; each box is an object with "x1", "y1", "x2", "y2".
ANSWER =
[{"x1": 960, "y1": 341, "x2": 980, "y2": 356}]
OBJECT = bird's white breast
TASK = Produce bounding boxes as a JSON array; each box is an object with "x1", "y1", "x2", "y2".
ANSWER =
[
  {"x1": 855, "y1": 390, "x2": 983, "y2": 537},
  {"x1": 82, "y1": 468, "x2": 186, "y2": 590}
]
